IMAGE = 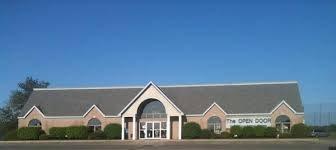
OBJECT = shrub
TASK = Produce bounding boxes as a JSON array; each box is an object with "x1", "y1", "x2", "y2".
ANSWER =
[
  {"x1": 291, "y1": 123, "x2": 311, "y2": 138},
  {"x1": 279, "y1": 133, "x2": 292, "y2": 138},
  {"x1": 88, "y1": 131, "x2": 106, "y2": 140},
  {"x1": 182, "y1": 122, "x2": 202, "y2": 139},
  {"x1": 254, "y1": 126, "x2": 266, "y2": 138},
  {"x1": 104, "y1": 124, "x2": 122, "y2": 139},
  {"x1": 3, "y1": 130, "x2": 18, "y2": 141},
  {"x1": 17, "y1": 127, "x2": 43, "y2": 140},
  {"x1": 242, "y1": 126, "x2": 255, "y2": 138},
  {"x1": 200, "y1": 129, "x2": 213, "y2": 139},
  {"x1": 39, "y1": 134, "x2": 48, "y2": 140},
  {"x1": 264, "y1": 127, "x2": 278, "y2": 138},
  {"x1": 220, "y1": 131, "x2": 231, "y2": 139},
  {"x1": 49, "y1": 127, "x2": 67, "y2": 139},
  {"x1": 66, "y1": 126, "x2": 88, "y2": 139},
  {"x1": 230, "y1": 126, "x2": 243, "y2": 138}
]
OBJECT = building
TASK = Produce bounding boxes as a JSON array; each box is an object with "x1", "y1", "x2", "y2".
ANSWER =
[{"x1": 18, "y1": 81, "x2": 304, "y2": 140}]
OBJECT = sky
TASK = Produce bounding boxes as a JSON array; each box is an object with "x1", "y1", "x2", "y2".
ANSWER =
[{"x1": 1, "y1": 0, "x2": 336, "y2": 109}]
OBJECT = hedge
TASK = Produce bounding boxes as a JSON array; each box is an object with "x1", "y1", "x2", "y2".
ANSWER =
[
  {"x1": 65, "y1": 126, "x2": 88, "y2": 139},
  {"x1": 242, "y1": 126, "x2": 255, "y2": 138},
  {"x1": 264, "y1": 127, "x2": 278, "y2": 138},
  {"x1": 291, "y1": 123, "x2": 311, "y2": 138},
  {"x1": 254, "y1": 125, "x2": 266, "y2": 138},
  {"x1": 88, "y1": 130, "x2": 106, "y2": 140},
  {"x1": 182, "y1": 122, "x2": 202, "y2": 139},
  {"x1": 3, "y1": 130, "x2": 18, "y2": 141},
  {"x1": 17, "y1": 127, "x2": 43, "y2": 140},
  {"x1": 49, "y1": 127, "x2": 67, "y2": 139},
  {"x1": 39, "y1": 134, "x2": 48, "y2": 140},
  {"x1": 200, "y1": 129, "x2": 213, "y2": 139},
  {"x1": 220, "y1": 131, "x2": 231, "y2": 139},
  {"x1": 104, "y1": 123, "x2": 122, "y2": 139},
  {"x1": 230, "y1": 125, "x2": 243, "y2": 138}
]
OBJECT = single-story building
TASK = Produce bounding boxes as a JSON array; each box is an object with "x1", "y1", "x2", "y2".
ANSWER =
[{"x1": 18, "y1": 81, "x2": 304, "y2": 140}]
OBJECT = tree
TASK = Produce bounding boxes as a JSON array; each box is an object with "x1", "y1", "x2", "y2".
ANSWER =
[{"x1": 0, "y1": 77, "x2": 49, "y2": 139}]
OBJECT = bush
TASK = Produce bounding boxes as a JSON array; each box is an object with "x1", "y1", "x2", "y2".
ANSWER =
[
  {"x1": 291, "y1": 123, "x2": 311, "y2": 138},
  {"x1": 3, "y1": 130, "x2": 18, "y2": 141},
  {"x1": 104, "y1": 124, "x2": 122, "y2": 139},
  {"x1": 242, "y1": 126, "x2": 255, "y2": 138},
  {"x1": 264, "y1": 127, "x2": 278, "y2": 138},
  {"x1": 220, "y1": 131, "x2": 231, "y2": 139},
  {"x1": 66, "y1": 126, "x2": 88, "y2": 139},
  {"x1": 39, "y1": 134, "x2": 48, "y2": 140},
  {"x1": 88, "y1": 131, "x2": 106, "y2": 140},
  {"x1": 279, "y1": 133, "x2": 292, "y2": 138},
  {"x1": 49, "y1": 127, "x2": 67, "y2": 139},
  {"x1": 17, "y1": 127, "x2": 43, "y2": 140},
  {"x1": 254, "y1": 126, "x2": 266, "y2": 138},
  {"x1": 230, "y1": 126, "x2": 243, "y2": 138},
  {"x1": 200, "y1": 129, "x2": 213, "y2": 139},
  {"x1": 182, "y1": 122, "x2": 202, "y2": 139}
]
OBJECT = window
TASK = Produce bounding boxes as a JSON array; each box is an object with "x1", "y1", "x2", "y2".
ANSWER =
[
  {"x1": 87, "y1": 118, "x2": 101, "y2": 133},
  {"x1": 28, "y1": 119, "x2": 41, "y2": 127},
  {"x1": 208, "y1": 116, "x2": 222, "y2": 134},
  {"x1": 138, "y1": 100, "x2": 166, "y2": 119},
  {"x1": 275, "y1": 115, "x2": 291, "y2": 133}
]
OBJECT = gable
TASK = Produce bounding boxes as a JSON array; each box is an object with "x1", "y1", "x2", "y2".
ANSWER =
[{"x1": 122, "y1": 83, "x2": 183, "y2": 117}]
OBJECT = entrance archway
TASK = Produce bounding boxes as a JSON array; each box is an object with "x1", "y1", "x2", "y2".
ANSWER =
[{"x1": 137, "y1": 99, "x2": 167, "y2": 139}]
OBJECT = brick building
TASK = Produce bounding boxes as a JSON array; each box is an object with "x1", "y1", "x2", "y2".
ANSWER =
[{"x1": 18, "y1": 81, "x2": 304, "y2": 140}]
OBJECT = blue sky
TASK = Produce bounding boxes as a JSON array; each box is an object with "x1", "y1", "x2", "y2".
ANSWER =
[{"x1": 1, "y1": 0, "x2": 335, "y2": 107}]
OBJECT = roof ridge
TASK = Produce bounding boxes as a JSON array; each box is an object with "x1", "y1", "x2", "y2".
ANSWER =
[{"x1": 33, "y1": 81, "x2": 298, "y2": 91}]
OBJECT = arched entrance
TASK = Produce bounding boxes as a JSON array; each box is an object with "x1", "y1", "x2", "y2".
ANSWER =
[{"x1": 137, "y1": 99, "x2": 167, "y2": 139}]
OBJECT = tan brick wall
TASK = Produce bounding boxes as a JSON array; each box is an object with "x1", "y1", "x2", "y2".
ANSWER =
[
  {"x1": 271, "y1": 103, "x2": 304, "y2": 127},
  {"x1": 18, "y1": 107, "x2": 121, "y2": 134}
]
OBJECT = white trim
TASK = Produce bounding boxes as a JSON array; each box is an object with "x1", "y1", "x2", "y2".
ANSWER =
[
  {"x1": 178, "y1": 115, "x2": 182, "y2": 140},
  {"x1": 270, "y1": 100, "x2": 298, "y2": 114},
  {"x1": 34, "y1": 86, "x2": 143, "y2": 91},
  {"x1": 18, "y1": 105, "x2": 119, "y2": 119},
  {"x1": 121, "y1": 116, "x2": 125, "y2": 140},
  {"x1": 18, "y1": 99, "x2": 304, "y2": 119},
  {"x1": 17, "y1": 106, "x2": 45, "y2": 119},
  {"x1": 118, "y1": 81, "x2": 184, "y2": 116},
  {"x1": 185, "y1": 100, "x2": 304, "y2": 117},
  {"x1": 161, "y1": 81, "x2": 298, "y2": 88},
  {"x1": 33, "y1": 81, "x2": 298, "y2": 91},
  {"x1": 167, "y1": 115, "x2": 170, "y2": 139},
  {"x1": 204, "y1": 102, "x2": 227, "y2": 115},
  {"x1": 132, "y1": 114, "x2": 136, "y2": 140}
]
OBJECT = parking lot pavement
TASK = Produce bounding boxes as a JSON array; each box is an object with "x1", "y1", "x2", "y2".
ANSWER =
[{"x1": 0, "y1": 140, "x2": 334, "y2": 150}]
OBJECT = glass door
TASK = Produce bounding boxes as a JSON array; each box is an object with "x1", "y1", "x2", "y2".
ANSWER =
[
  {"x1": 146, "y1": 122, "x2": 153, "y2": 138},
  {"x1": 154, "y1": 122, "x2": 160, "y2": 138},
  {"x1": 140, "y1": 121, "x2": 166, "y2": 139}
]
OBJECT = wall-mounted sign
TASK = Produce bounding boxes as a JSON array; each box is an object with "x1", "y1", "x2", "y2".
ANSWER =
[{"x1": 226, "y1": 116, "x2": 271, "y2": 128}]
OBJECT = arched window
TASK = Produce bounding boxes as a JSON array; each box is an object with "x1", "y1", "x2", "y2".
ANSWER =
[
  {"x1": 138, "y1": 100, "x2": 166, "y2": 119},
  {"x1": 208, "y1": 116, "x2": 222, "y2": 134},
  {"x1": 88, "y1": 118, "x2": 101, "y2": 133},
  {"x1": 275, "y1": 115, "x2": 291, "y2": 133},
  {"x1": 28, "y1": 119, "x2": 41, "y2": 127}
]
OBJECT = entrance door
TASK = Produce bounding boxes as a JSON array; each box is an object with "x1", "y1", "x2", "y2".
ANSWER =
[
  {"x1": 139, "y1": 121, "x2": 167, "y2": 139},
  {"x1": 153, "y1": 122, "x2": 160, "y2": 138}
]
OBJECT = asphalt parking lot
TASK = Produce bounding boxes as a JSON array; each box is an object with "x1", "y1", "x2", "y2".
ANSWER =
[{"x1": 0, "y1": 139, "x2": 335, "y2": 150}]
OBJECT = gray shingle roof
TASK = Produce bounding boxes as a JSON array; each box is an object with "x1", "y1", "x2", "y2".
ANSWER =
[{"x1": 19, "y1": 82, "x2": 304, "y2": 117}]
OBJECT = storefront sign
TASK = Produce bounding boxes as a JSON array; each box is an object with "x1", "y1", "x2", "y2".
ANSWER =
[{"x1": 226, "y1": 116, "x2": 271, "y2": 128}]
